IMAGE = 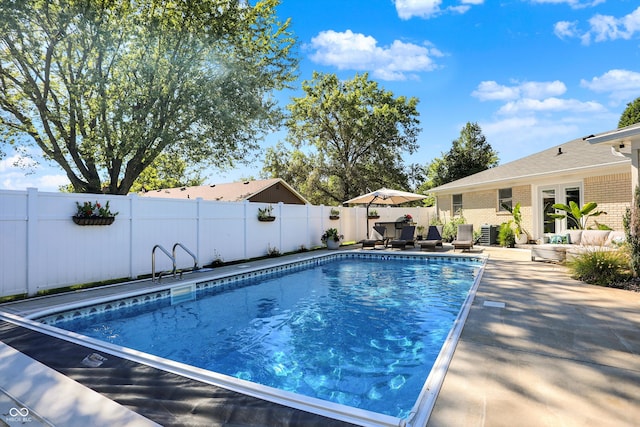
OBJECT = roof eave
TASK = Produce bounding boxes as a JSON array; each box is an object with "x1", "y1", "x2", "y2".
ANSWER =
[
  {"x1": 429, "y1": 160, "x2": 629, "y2": 194},
  {"x1": 585, "y1": 123, "x2": 640, "y2": 146}
]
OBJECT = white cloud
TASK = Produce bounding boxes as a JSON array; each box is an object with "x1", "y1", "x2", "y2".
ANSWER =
[
  {"x1": 307, "y1": 30, "x2": 442, "y2": 81},
  {"x1": 0, "y1": 153, "x2": 68, "y2": 191},
  {"x1": 481, "y1": 116, "x2": 584, "y2": 163},
  {"x1": 472, "y1": 80, "x2": 567, "y2": 102},
  {"x1": 589, "y1": 7, "x2": 640, "y2": 42},
  {"x1": 393, "y1": 0, "x2": 483, "y2": 20},
  {"x1": 580, "y1": 69, "x2": 640, "y2": 103},
  {"x1": 554, "y1": 21, "x2": 578, "y2": 39},
  {"x1": 469, "y1": 78, "x2": 613, "y2": 163},
  {"x1": 553, "y1": 6, "x2": 640, "y2": 44},
  {"x1": 497, "y1": 97, "x2": 605, "y2": 115},
  {"x1": 530, "y1": 0, "x2": 605, "y2": 9}
]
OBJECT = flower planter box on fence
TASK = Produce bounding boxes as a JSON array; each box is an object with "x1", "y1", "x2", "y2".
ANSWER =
[
  {"x1": 258, "y1": 216, "x2": 276, "y2": 222},
  {"x1": 72, "y1": 216, "x2": 115, "y2": 226},
  {"x1": 329, "y1": 215, "x2": 340, "y2": 220}
]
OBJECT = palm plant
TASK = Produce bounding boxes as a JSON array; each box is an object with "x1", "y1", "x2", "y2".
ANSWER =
[
  {"x1": 548, "y1": 201, "x2": 606, "y2": 230},
  {"x1": 501, "y1": 202, "x2": 529, "y2": 239}
]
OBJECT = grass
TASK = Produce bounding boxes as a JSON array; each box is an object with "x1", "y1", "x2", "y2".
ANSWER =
[{"x1": 566, "y1": 248, "x2": 631, "y2": 287}]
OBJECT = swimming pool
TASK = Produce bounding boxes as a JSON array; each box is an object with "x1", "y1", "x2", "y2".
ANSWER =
[{"x1": 36, "y1": 252, "x2": 485, "y2": 426}]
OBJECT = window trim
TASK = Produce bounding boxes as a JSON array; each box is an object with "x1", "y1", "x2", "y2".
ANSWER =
[
  {"x1": 452, "y1": 194, "x2": 463, "y2": 215},
  {"x1": 498, "y1": 188, "x2": 512, "y2": 212}
]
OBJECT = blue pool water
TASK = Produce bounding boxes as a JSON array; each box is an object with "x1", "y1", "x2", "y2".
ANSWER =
[{"x1": 47, "y1": 256, "x2": 480, "y2": 419}]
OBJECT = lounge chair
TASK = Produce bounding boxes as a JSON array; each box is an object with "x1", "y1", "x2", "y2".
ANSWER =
[
  {"x1": 389, "y1": 225, "x2": 416, "y2": 249},
  {"x1": 362, "y1": 226, "x2": 388, "y2": 249},
  {"x1": 419, "y1": 225, "x2": 443, "y2": 250},
  {"x1": 452, "y1": 224, "x2": 474, "y2": 252}
]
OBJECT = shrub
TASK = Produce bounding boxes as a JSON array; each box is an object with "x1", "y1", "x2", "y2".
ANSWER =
[
  {"x1": 566, "y1": 249, "x2": 631, "y2": 287},
  {"x1": 437, "y1": 215, "x2": 466, "y2": 242},
  {"x1": 497, "y1": 222, "x2": 515, "y2": 247}
]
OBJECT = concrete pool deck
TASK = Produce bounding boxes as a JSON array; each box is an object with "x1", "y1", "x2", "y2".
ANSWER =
[
  {"x1": 429, "y1": 245, "x2": 640, "y2": 427},
  {"x1": 0, "y1": 245, "x2": 639, "y2": 426}
]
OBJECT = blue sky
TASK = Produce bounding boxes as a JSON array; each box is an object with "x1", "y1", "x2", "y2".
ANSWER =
[{"x1": 2, "y1": 0, "x2": 640, "y2": 191}]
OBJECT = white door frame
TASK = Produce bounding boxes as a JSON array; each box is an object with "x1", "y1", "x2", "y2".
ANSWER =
[{"x1": 535, "y1": 182, "x2": 583, "y2": 239}]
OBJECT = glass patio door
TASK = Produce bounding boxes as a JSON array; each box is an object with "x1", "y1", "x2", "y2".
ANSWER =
[
  {"x1": 542, "y1": 188, "x2": 556, "y2": 234},
  {"x1": 540, "y1": 185, "x2": 582, "y2": 235}
]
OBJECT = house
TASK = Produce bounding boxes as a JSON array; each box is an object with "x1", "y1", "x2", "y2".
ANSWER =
[
  {"x1": 139, "y1": 178, "x2": 309, "y2": 205},
  {"x1": 429, "y1": 126, "x2": 638, "y2": 241}
]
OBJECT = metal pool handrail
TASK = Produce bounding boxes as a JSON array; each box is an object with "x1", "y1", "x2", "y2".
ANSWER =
[{"x1": 152, "y1": 244, "x2": 175, "y2": 282}]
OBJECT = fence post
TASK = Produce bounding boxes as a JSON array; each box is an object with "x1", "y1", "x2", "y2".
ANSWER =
[
  {"x1": 243, "y1": 200, "x2": 249, "y2": 260},
  {"x1": 196, "y1": 197, "x2": 203, "y2": 266},
  {"x1": 277, "y1": 202, "x2": 284, "y2": 252},
  {"x1": 128, "y1": 193, "x2": 139, "y2": 279},
  {"x1": 26, "y1": 188, "x2": 38, "y2": 296}
]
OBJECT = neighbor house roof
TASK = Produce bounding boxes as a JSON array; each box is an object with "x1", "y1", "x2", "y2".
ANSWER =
[
  {"x1": 139, "y1": 178, "x2": 309, "y2": 204},
  {"x1": 429, "y1": 133, "x2": 631, "y2": 194}
]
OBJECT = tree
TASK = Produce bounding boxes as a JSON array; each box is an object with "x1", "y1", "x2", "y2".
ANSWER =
[
  {"x1": 618, "y1": 97, "x2": 640, "y2": 128},
  {"x1": 128, "y1": 154, "x2": 204, "y2": 193},
  {"x1": 262, "y1": 72, "x2": 421, "y2": 205},
  {"x1": 425, "y1": 122, "x2": 498, "y2": 189},
  {"x1": 0, "y1": 0, "x2": 297, "y2": 194}
]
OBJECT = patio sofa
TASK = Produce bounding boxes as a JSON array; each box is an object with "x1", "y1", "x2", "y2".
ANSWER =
[{"x1": 530, "y1": 229, "x2": 625, "y2": 262}]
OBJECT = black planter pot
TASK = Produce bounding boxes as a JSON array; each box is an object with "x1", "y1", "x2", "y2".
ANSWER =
[{"x1": 72, "y1": 216, "x2": 115, "y2": 226}]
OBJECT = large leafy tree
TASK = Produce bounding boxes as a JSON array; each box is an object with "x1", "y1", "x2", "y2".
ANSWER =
[
  {"x1": 618, "y1": 97, "x2": 640, "y2": 128},
  {"x1": 262, "y1": 72, "x2": 421, "y2": 205},
  {"x1": 0, "y1": 0, "x2": 297, "y2": 194},
  {"x1": 128, "y1": 155, "x2": 204, "y2": 193},
  {"x1": 424, "y1": 122, "x2": 498, "y2": 189}
]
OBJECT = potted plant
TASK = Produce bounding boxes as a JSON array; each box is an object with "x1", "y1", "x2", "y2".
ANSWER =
[
  {"x1": 73, "y1": 200, "x2": 118, "y2": 225},
  {"x1": 498, "y1": 222, "x2": 516, "y2": 248},
  {"x1": 403, "y1": 213, "x2": 413, "y2": 223},
  {"x1": 321, "y1": 228, "x2": 343, "y2": 249},
  {"x1": 502, "y1": 202, "x2": 530, "y2": 244},
  {"x1": 416, "y1": 225, "x2": 425, "y2": 240},
  {"x1": 547, "y1": 201, "x2": 606, "y2": 230},
  {"x1": 329, "y1": 208, "x2": 340, "y2": 220},
  {"x1": 257, "y1": 205, "x2": 276, "y2": 222},
  {"x1": 368, "y1": 209, "x2": 379, "y2": 219}
]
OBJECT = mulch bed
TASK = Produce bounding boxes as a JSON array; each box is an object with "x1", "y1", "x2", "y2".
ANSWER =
[{"x1": 609, "y1": 278, "x2": 640, "y2": 292}]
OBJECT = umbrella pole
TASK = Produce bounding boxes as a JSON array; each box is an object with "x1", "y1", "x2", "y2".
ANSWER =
[
  {"x1": 366, "y1": 205, "x2": 369, "y2": 239},
  {"x1": 365, "y1": 196, "x2": 378, "y2": 239}
]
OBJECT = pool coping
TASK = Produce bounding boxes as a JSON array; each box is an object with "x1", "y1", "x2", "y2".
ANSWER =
[{"x1": 0, "y1": 249, "x2": 486, "y2": 427}]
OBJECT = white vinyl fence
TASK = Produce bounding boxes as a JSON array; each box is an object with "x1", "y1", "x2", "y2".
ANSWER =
[{"x1": 0, "y1": 188, "x2": 434, "y2": 297}]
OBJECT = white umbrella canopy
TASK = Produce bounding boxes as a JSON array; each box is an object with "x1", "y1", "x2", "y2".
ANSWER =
[
  {"x1": 344, "y1": 188, "x2": 427, "y2": 205},
  {"x1": 344, "y1": 188, "x2": 427, "y2": 238}
]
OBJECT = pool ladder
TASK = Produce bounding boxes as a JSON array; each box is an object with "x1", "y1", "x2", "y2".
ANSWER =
[{"x1": 152, "y1": 243, "x2": 199, "y2": 282}]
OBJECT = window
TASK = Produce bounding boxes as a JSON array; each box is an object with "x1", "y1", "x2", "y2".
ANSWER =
[
  {"x1": 452, "y1": 194, "x2": 463, "y2": 215},
  {"x1": 498, "y1": 188, "x2": 512, "y2": 211}
]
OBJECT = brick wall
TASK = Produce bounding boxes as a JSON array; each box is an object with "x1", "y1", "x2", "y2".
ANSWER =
[
  {"x1": 584, "y1": 172, "x2": 631, "y2": 231},
  {"x1": 436, "y1": 185, "x2": 533, "y2": 235}
]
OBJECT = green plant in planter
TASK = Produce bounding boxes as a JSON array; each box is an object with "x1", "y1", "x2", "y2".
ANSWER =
[
  {"x1": 547, "y1": 201, "x2": 606, "y2": 230},
  {"x1": 330, "y1": 208, "x2": 340, "y2": 216},
  {"x1": 368, "y1": 209, "x2": 379, "y2": 217},
  {"x1": 258, "y1": 205, "x2": 274, "y2": 220},
  {"x1": 501, "y1": 202, "x2": 529, "y2": 240},
  {"x1": 321, "y1": 227, "x2": 343, "y2": 243},
  {"x1": 498, "y1": 222, "x2": 516, "y2": 247},
  {"x1": 75, "y1": 200, "x2": 118, "y2": 218}
]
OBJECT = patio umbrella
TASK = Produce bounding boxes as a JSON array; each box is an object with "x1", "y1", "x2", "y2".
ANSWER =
[{"x1": 344, "y1": 188, "x2": 427, "y2": 238}]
